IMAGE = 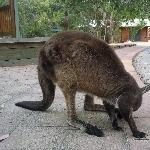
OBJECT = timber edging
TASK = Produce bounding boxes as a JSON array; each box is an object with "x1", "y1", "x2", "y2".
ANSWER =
[
  {"x1": 110, "y1": 42, "x2": 136, "y2": 49},
  {"x1": 0, "y1": 37, "x2": 136, "y2": 50},
  {"x1": 0, "y1": 38, "x2": 136, "y2": 67}
]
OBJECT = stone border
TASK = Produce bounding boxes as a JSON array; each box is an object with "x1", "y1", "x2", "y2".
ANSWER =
[
  {"x1": 110, "y1": 43, "x2": 136, "y2": 49},
  {"x1": 132, "y1": 47, "x2": 150, "y2": 84},
  {"x1": 0, "y1": 37, "x2": 136, "y2": 50}
]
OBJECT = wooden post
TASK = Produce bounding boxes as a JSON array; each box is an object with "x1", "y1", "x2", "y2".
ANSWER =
[
  {"x1": 10, "y1": 0, "x2": 16, "y2": 37},
  {"x1": 13, "y1": 0, "x2": 21, "y2": 38}
]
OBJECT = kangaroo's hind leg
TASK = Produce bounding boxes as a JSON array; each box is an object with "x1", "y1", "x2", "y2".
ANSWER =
[
  {"x1": 61, "y1": 87, "x2": 104, "y2": 136},
  {"x1": 62, "y1": 88, "x2": 78, "y2": 127},
  {"x1": 15, "y1": 66, "x2": 55, "y2": 111}
]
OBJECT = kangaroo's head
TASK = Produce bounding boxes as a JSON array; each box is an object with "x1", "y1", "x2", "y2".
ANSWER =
[{"x1": 118, "y1": 84, "x2": 150, "y2": 111}]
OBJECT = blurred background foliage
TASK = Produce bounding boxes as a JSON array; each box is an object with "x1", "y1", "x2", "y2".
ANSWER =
[
  {"x1": 1, "y1": 0, "x2": 150, "y2": 41},
  {"x1": 0, "y1": 0, "x2": 8, "y2": 6}
]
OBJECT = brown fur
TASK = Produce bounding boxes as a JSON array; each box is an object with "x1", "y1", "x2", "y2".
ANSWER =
[{"x1": 16, "y1": 31, "x2": 149, "y2": 138}]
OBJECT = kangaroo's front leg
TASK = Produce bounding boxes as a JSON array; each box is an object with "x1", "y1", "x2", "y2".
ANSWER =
[
  {"x1": 62, "y1": 88, "x2": 104, "y2": 137},
  {"x1": 103, "y1": 101, "x2": 123, "y2": 131},
  {"x1": 118, "y1": 97, "x2": 146, "y2": 138}
]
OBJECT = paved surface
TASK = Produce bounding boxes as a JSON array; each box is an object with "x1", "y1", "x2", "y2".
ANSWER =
[
  {"x1": 133, "y1": 47, "x2": 150, "y2": 84},
  {"x1": 0, "y1": 42, "x2": 150, "y2": 150}
]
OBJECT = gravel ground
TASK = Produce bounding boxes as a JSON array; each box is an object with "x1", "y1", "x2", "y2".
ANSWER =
[{"x1": 0, "y1": 42, "x2": 150, "y2": 150}]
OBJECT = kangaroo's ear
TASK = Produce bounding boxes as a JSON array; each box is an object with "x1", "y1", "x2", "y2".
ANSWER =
[{"x1": 141, "y1": 84, "x2": 150, "y2": 94}]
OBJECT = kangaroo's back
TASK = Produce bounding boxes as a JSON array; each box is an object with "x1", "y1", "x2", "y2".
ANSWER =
[{"x1": 41, "y1": 31, "x2": 134, "y2": 97}]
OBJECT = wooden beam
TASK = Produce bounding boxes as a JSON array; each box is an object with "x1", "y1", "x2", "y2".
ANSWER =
[
  {"x1": 10, "y1": 0, "x2": 16, "y2": 37},
  {"x1": 14, "y1": 0, "x2": 21, "y2": 38}
]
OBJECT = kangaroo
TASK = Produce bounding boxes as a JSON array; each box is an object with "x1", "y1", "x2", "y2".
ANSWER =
[{"x1": 15, "y1": 31, "x2": 150, "y2": 138}]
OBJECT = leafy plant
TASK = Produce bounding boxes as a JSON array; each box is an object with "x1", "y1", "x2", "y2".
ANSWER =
[
  {"x1": 0, "y1": 0, "x2": 8, "y2": 6},
  {"x1": 17, "y1": 0, "x2": 150, "y2": 39}
]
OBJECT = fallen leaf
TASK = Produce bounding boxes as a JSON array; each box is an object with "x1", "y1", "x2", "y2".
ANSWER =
[
  {"x1": 0, "y1": 104, "x2": 5, "y2": 112},
  {"x1": 1, "y1": 103, "x2": 5, "y2": 108},
  {"x1": 0, "y1": 134, "x2": 9, "y2": 142}
]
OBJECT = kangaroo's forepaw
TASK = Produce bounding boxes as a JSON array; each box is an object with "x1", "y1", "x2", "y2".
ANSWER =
[{"x1": 133, "y1": 131, "x2": 146, "y2": 138}]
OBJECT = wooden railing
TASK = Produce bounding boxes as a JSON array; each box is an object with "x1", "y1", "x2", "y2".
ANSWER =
[{"x1": 0, "y1": 0, "x2": 16, "y2": 37}]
